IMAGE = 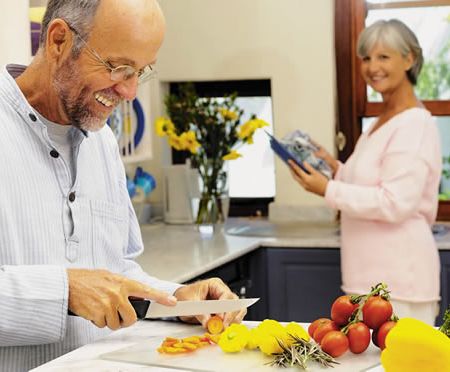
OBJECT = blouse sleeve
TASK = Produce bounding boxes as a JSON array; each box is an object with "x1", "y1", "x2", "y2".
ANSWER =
[
  {"x1": 333, "y1": 161, "x2": 344, "y2": 181},
  {"x1": 324, "y1": 113, "x2": 441, "y2": 223},
  {"x1": 325, "y1": 153, "x2": 429, "y2": 223}
]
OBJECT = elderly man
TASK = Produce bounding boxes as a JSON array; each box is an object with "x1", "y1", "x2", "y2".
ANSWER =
[{"x1": 0, "y1": 0, "x2": 245, "y2": 370}]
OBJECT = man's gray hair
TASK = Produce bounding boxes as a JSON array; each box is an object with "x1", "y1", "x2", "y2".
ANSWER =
[
  {"x1": 39, "y1": 0, "x2": 101, "y2": 58},
  {"x1": 357, "y1": 19, "x2": 423, "y2": 85}
]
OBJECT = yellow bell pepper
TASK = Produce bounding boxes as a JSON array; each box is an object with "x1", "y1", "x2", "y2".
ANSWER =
[
  {"x1": 285, "y1": 322, "x2": 310, "y2": 345},
  {"x1": 256, "y1": 319, "x2": 290, "y2": 355},
  {"x1": 381, "y1": 318, "x2": 450, "y2": 372},
  {"x1": 218, "y1": 324, "x2": 250, "y2": 353},
  {"x1": 246, "y1": 327, "x2": 261, "y2": 350}
]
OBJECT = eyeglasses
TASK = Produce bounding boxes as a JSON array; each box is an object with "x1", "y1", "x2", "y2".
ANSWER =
[{"x1": 68, "y1": 25, "x2": 156, "y2": 84}]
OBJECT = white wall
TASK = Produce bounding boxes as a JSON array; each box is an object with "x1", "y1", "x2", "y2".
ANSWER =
[
  {"x1": 0, "y1": 0, "x2": 31, "y2": 66},
  {"x1": 141, "y1": 0, "x2": 337, "y2": 208},
  {"x1": 1, "y1": 0, "x2": 337, "y2": 209}
]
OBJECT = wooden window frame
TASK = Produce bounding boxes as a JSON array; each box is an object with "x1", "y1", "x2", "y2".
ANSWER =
[{"x1": 335, "y1": 0, "x2": 450, "y2": 220}]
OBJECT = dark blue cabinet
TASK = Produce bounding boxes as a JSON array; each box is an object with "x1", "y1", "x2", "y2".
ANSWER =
[
  {"x1": 189, "y1": 247, "x2": 342, "y2": 322},
  {"x1": 189, "y1": 247, "x2": 450, "y2": 325},
  {"x1": 438, "y1": 250, "x2": 450, "y2": 325},
  {"x1": 264, "y1": 248, "x2": 449, "y2": 325},
  {"x1": 265, "y1": 248, "x2": 343, "y2": 322},
  {"x1": 185, "y1": 248, "x2": 269, "y2": 321}
]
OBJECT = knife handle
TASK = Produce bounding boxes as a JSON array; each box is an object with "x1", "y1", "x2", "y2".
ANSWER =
[
  {"x1": 68, "y1": 298, "x2": 150, "y2": 319},
  {"x1": 129, "y1": 298, "x2": 150, "y2": 319}
]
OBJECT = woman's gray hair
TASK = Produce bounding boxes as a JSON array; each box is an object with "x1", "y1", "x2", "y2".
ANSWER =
[
  {"x1": 39, "y1": 0, "x2": 101, "y2": 58},
  {"x1": 357, "y1": 19, "x2": 423, "y2": 85}
]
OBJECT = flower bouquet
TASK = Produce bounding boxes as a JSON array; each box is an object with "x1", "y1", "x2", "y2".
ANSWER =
[{"x1": 156, "y1": 83, "x2": 268, "y2": 226}]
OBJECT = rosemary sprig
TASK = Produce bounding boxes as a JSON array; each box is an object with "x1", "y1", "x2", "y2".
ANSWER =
[
  {"x1": 267, "y1": 334, "x2": 339, "y2": 369},
  {"x1": 439, "y1": 306, "x2": 450, "y2": 338}
]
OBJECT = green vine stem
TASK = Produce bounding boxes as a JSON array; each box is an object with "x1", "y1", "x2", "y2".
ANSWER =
[{"x1": 341, "y1": 282, "x2": 396, "y2": 334}]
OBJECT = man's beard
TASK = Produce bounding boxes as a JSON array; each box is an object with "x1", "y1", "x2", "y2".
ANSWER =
[{"x1": 53, "y1": 58, "x2": 118, "y2": 132}]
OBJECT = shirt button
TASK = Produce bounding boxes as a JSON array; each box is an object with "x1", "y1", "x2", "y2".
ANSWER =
[
  {"x1": 69, "y1": 192, "x2": 76, "y2": 202},
  {"x1": 29, "y1": 113, "x2": 37, "y2": 122},
  {"x1": 50, "y1": 149, "x2": 59, "y2": 158}
]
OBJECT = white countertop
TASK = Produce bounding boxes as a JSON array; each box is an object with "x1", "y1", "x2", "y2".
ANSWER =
[
  {"x1": 32, "y1": 219, "x2": 445, "y2": 371},
  {"x1": 136, "y1": 219, "x2": 450, "y2": 283},
  {"x1": 31, "y1": 320, "x2": 383, "y2": 372},
  {"x1": 136, "y1": 223, "x2": 262, "y2": 283}
]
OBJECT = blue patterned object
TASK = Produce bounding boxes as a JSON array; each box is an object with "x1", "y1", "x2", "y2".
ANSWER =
[
  {"x1": 106, "y1": 106, "x2": 123, "y2": 141},
  {"x1": 280, "y1": 130, "x2": 333, "y2": 179},
  {"x1": 127, "y1": 177, "x2": 137, "y2": 198},
  {"x1": 134, "y1": 167, "x2": 156, "y2": 195}
]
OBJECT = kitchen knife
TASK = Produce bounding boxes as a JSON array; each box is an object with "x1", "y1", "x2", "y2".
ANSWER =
[
  {"x1": 132, "y1": 298, "x2": 259, "y2": 319},
  {"x1": 69, "y1": 298, "x2": 259, "y2": 319}
]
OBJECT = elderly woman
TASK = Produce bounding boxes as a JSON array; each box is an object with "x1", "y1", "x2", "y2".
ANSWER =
[{"x1": 289, "y1": 19, "x2": 442, "y2": 325}]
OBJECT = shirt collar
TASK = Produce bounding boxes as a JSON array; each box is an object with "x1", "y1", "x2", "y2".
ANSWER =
[
  {"x1": 0, "y1": 64, "x2": 89, "y2": 141},
  {"x1": 1, "y1": 64, "x2": 35, "y2": 119}
]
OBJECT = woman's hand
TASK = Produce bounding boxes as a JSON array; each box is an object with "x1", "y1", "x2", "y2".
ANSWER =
[
  {"x1": 288, "y1": 160, "x2": 329, "y2": 197},
  {"x1": 311, "y1": 141, "x2": 339, "y2": 177}
]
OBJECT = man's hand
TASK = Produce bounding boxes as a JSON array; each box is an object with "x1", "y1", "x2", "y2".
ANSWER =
[
  {"x1": 288, "y1": 160, "x2": 329, "y2": 197},
  {"x1": 67, "y1": 269, "x2": 177, "y2": 330},
  {"x1": 174, "y1": 278, "x2": 246, "y2": 329}
]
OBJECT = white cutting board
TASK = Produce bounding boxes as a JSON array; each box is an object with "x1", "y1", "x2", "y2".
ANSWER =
[{"x1": 100, "y1": 328, "x2": 383, "y2": 372}]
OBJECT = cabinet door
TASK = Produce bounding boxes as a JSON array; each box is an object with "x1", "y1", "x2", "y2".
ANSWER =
[
  {"x1": 185, "y1": 249, "x2": 268, "y2": 321},
  {"x1": 266, "y1": 248, "x2": 343, "y2": 322},
  {"x1": 438, "y1": 250, "x2": 450, "y2": 326}
]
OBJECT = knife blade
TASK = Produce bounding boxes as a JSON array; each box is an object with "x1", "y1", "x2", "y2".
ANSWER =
[
  {"x1": 144, "y1": 298, "x2": 259, "y2": 319},
  {"x1": 69, "y1": 298, "x2": 259, "y2": 320}
]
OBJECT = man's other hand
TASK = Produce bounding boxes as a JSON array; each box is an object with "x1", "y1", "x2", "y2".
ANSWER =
[
  {"x1": 174, "y1": 278, "x2": 246, "y2": 329},
  {"x1": 67, "y1": 269, "x2": 177, "y2": 330}
]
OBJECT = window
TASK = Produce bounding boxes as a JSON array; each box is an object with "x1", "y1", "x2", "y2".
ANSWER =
[
  {"x1": 335, "y1": 0, "x2": 450, "y2": 219},
  {"x1": 170, "y1": 80, "x2": 276, "y2": 217}
]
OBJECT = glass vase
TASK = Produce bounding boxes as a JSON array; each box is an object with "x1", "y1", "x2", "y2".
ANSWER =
[
  {"x1": 195, "y1": 193, "x2": 229, "y2": 224},
  {"x1": 193, "y1": 159, "x2": 229, "y2": 235}
]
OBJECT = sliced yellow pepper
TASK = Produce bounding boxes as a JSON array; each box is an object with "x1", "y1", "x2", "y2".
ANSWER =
[
  {"x1": 180, "y1": 342, "x2": 198, "y2": 351},
  {"x1": 182, "y1": 336, "x2": 201, "y2": 344},
  {"x1": 206, "y1": 315, "x2": 224, "y2": 335},
  {"x1": 203, "y1": 333, "x2": 221, "y2": 344}
]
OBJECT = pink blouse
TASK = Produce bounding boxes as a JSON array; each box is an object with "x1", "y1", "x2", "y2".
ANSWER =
[{"x1": 325, "y1": 108, "x2": 442, "y2": 302}]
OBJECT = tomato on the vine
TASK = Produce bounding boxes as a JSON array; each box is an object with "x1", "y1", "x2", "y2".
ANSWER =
[
  {"x1": 362, "y1": 296, "x2": 393, "y2": 329},
  {"x1": 320, "y1": 331, "x2": 349, "y2": 358},
  {"x1": 331, "y1": 295, "x2": 359, "y2": 326},
  {"x1": 308, "y1": 318, "x2": 331, "y2": 338},
  {"x1": 372, "y1": 328, "x2": 379, "y2": 347},
  {"x1": 346, "y1": 322, "x2": 370, "y2": 354},
  {"x1": 313, "y1": 320, "x2": 339, "y2": 344},
  {"x1": 375, "y1": 320, "x2": 397, "y2": 350}
]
